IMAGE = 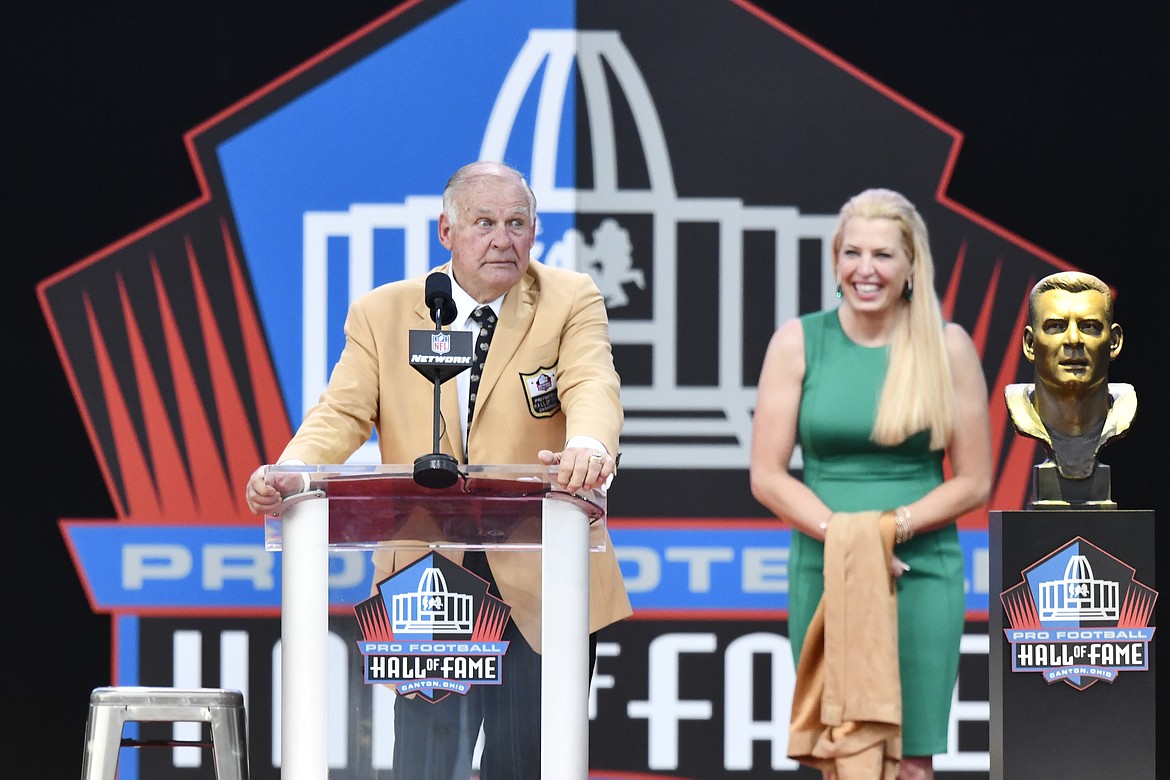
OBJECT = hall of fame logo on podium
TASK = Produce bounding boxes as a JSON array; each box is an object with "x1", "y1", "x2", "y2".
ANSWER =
[
  {"x1": 1000, "y1": 537, "x2": 1156, "y2": 690},
  {"x1": 352, "y1": 553, "x2": 510, "y2": 702}
]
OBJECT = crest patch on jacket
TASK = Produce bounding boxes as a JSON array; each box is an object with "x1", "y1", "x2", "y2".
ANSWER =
[{"x1": 520, "y1": 365, "x2": 560, "y2": 418}]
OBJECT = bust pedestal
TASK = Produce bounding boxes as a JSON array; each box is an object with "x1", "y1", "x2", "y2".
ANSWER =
[
  {"x1": 988, "y1": 509, "x2": 1156, "y2": 778},
  {"x1": 1030, "y1": 462, "x2": 1116, "y2": 509}
]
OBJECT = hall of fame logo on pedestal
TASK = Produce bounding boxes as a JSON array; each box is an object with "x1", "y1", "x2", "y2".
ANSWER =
[
  {"x1": 352, "y1": 553, "x2": 510, "y2": 702},
  {"x1": 1000, "y1": 536, "x2": 1156, "y2": 690}
]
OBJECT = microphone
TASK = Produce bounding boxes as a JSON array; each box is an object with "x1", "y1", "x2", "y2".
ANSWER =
[
  {"x1": 425, "y1": 272, "x2": 458, "y2": 326},
  {"x1": 412, "y1": 272, "x2": 472, "y2": 488}
]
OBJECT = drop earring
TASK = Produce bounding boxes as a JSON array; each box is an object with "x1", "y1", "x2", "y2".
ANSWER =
[
  {"x1": 903, "y1": 279, "x2": 913, "y2": 301},
  {"x1": 835, "y1": 279, "x2": 843, "y2": 299}
]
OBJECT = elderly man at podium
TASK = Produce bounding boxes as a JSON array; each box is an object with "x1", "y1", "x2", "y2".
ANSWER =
[{"x1": 245, "y1": 160, "x2": 631, "y2": 778}]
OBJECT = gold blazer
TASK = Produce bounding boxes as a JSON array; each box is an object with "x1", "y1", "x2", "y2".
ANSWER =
[{"x1": 281, "y1": 260, "x2": 631, "y2": 651}]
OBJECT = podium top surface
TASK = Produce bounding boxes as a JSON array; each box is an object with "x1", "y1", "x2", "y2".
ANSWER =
[{"x1": 264, "y1": 464, "x2": 607, "y2": 551}]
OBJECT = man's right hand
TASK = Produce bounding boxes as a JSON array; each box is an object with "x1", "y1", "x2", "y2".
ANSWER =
[{"x1": 244, "y1": 465, "x2": 308, "y2": 516}]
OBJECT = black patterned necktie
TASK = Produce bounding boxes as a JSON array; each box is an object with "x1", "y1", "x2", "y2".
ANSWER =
[{"x1": 466, "y1": 305, "x2": 497, "y2": 432}]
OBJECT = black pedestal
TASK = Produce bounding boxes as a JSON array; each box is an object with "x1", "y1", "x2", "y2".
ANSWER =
[
  {"x1": 1031, "y1": 462, "x2": 1115, "y2": 509},
  {"x1": 989, "y1": 510, "x2": 1156, "y2": 778}
]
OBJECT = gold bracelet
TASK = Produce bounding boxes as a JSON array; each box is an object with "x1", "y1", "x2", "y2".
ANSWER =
[{"x1": 894, "y1": 505, "x2": 915, "y2": 544}]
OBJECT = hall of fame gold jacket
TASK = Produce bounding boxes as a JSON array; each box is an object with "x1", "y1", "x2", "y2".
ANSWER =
[{"x1": 279, "y1": 260, "x2": 632, "y2": 653}]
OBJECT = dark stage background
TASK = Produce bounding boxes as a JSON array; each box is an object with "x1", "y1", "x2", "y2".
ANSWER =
[{"x1": 9, "y1": 2, "x2": 1165, "y2": 776}]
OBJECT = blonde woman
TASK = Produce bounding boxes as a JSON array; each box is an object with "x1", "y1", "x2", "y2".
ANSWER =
[{"x1": 750, "y1": 189, "x2": 992, "y2": 779}]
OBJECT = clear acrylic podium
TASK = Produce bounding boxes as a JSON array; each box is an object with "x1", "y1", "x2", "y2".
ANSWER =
[{"x1": 264, "y1": 464, "x2": 607, "y2": 780}]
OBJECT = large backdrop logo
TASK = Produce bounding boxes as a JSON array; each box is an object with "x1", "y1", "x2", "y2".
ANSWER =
[{"x1": 37, "y1": 1, "x2": 1088, "y2": 777}]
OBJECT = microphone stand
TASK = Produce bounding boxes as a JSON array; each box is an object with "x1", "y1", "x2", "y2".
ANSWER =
[{"x1": 413, "y1": 302, "x2": 461, "y2": 488}]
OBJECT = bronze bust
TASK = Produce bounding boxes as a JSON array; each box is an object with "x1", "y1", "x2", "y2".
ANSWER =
[{"x1": 1004, "y1": 272, "x2": 1135, "y2": 506}]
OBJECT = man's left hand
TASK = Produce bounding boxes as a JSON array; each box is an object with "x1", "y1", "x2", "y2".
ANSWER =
[{"x1": 538, "y1": 447, "x2": 615, "y2": 492}]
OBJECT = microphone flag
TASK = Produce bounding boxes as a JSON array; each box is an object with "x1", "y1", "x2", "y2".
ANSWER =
[{"x1": 409, "y1": 329, "x2": 473, "y2": 383}]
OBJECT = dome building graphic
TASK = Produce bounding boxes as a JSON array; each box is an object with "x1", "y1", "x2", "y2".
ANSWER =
[
  {"x1": 301, "y1": 29, "x2": 839, "y2": 468},
  {"x1": 1037, "y1": 554, "x2": 1119, "y2": 622},
  {"x1": 392, "y1": 567, "x2": 474, "y2": 634}
]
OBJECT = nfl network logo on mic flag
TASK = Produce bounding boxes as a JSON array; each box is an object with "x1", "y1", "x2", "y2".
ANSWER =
[{"x1": 431, "y1": 333, "x2": 451, "y2": 355}]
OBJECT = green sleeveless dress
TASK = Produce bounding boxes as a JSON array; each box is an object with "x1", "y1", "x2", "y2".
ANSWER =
[{"x1": 789, "y1": 308, "x2": 965, "y2": 756}]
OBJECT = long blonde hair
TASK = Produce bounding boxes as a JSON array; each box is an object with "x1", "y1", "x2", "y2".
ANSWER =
[{"x1": 832, "y1": 189, "x2": 955, "y2": 449}]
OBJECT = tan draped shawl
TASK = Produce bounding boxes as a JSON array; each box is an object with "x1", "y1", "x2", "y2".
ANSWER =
[{"x1": 788, "y1": 510, "x2": 902, "y2": 779}]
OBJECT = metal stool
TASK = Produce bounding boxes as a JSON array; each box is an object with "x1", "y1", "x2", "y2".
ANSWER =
[{"x1": 81, "y1": 687, "x2": 249, "y2": 780}]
